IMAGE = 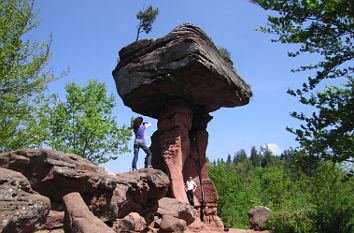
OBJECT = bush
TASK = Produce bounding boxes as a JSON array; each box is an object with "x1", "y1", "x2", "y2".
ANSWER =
[
  {"x1": 267, "y1": 203, "x2": 315, "y2": 233},
  {"x1": 307, "y1": 163, "x2": 354, "y2": 233}
]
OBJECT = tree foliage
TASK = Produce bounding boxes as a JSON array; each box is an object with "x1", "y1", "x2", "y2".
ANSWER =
[
  {"x1": 250, "y1": 146, "x2": 262, "y2": 167},
  {"x1": 250, "y1": 0, "x2": 354, "y2": 163},
  {"x1": 44, "y1": 81, "x2": 132, "y2": 164},
  {"x1": 209, "y1": 148, "x2": 353, "y2": 232},
  {"x1": 135, "y1": 5, "x2": 159, "y2": 41},
  {"x1": 0, "y1": 0, "x2": 58, "y2": 152}
]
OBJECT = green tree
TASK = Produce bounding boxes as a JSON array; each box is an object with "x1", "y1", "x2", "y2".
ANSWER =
[
  {"x1": 46, "y1": 81, "x2": 132, "y2": 164},
  {"x1": 226, "y1": 154, "x2": 232, "y2": 164},
  {"x1": 23, "y1": 93, "x2": 56, "y2": 148},
  {"x1": 0, "y1": 0, "x2": 57, "y2": 151},
  {"x1": 135, "y1": 5, "x2": 159, "y2": 41},
  {"x1": 266, "y1": 162, "x2": 354, "y2": 233},
  {"x1": 307, "y1": 163, "x2": 354, "y2": 233},
  {"x1": 209, "y1": 162, "x2": 237, "y2": 226},
  {"x1": 251, "y1": 0, "x2": 354, "y2": 164},
  {"x1": 250, "y1": 145, "x2": 262, "y2": 167},
  {"x1": 210, "y1": 149, "x2": 353, "y2": 232},
  {"x1": 261, "y1": 145, "x2": 276, "y2": 167},
  {"x1": 233, "y1": 149, "x2": 248, "y2": 164}
]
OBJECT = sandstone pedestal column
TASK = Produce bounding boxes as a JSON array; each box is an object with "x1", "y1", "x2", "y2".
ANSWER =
[
  {"x1": 112, "y1": 24, "x2": 252, "y2": 230},
  {"x1": 150, "y1": 103, "x2": 193, "y2": 203}
]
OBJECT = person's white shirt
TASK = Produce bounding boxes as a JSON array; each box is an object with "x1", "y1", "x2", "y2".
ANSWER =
[{"x1": 186, "y1": 180, "x2": 197, "y2": 191}]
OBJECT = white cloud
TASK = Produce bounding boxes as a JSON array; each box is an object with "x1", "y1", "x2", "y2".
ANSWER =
[{"x1": 261, "y1": 143, "x2": 283, "y2": 155}]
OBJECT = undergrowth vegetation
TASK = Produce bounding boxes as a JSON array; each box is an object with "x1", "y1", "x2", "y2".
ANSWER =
[{"x1": 209, "y1": 148, "x2": 353, "y2": 233}]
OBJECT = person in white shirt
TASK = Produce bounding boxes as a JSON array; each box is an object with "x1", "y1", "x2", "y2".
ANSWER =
[{"x1": 185, "y1": 176, "x2": 197, "y2": 206}]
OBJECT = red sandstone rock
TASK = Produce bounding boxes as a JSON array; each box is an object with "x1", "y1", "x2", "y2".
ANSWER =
[
  {"x1": 112, "y1": 24, "x2": 252, "y2": 230},
  {"x1": 34, "y1": 230, "x2": 64, "y2": 233},
  {"x1": 42, "y1": 210, "x2": 64, "y2": 230},
  {"x1": 159, "y1": 215, "x2": 187, "y2": 232},
  {"x1": 186, "y1": 218, "x2": 212, "y2": 233},
  {"x1": 150, "y1": 104, "x2": 223, "y2": 230},
  {"x1": 203, "y1": 208, "x2": 224, "y2": 231},
  {"x1": 0, "y1": 167, "x2": 50, "y2": 233},
  {"x1": 113, "y1": 212, "x2": 147, "y2": 232},
  {"x1": 157, "y1": 197, "x2": 196, "y2": 225},
  {"x1": 151, "y1": 104, "x2": 194, "y2": 204},
  {"x1": 63, "y1": 192, "x2": 115, "y2": 233},
  {"x1": 0, "y1": 148, "x2": 117, "y2": 220},
  {"x1": 112, "y1": 168, "x2": 170, "y2": 221}
]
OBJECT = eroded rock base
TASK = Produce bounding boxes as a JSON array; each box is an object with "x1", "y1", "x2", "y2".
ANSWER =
[{"x1": 151, "y1": 101, "x2": 223, "y2": 230}]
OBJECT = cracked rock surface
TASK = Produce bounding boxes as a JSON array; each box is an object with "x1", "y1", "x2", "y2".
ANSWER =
[
  {"x1": 113, "y1": 23, "x2": 252, "y2": 118},
  {"x1": 0, "y1": 167, "x2": 50, "y2": 233}
]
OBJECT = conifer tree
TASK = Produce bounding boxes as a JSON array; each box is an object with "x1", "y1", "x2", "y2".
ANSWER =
[
  {"x1": 135, "y1": 5, "x2": 159, "y2": 41},
  {"x1": 250, "y1": 146, "x2": 262, "y2": 167}
]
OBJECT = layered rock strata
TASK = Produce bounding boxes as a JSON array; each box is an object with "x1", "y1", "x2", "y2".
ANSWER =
[
  {"x1": 113, "y1": 23, "x2": 252, "y2": 230},
  {"x1": 1, "y1": 148, "x2": 225, "y2": 232},
  {"x1": 0, "y1": 167, "x2": 50, "y2": 233},
  {"x1": 113, "y1": 168, "x2": 170, "y2": 221},
  {"x1": 0, "y1": 148, "x2": 116, "y2": 219}
]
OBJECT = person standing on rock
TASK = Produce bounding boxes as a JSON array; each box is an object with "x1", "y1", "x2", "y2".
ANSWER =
[
  {"x1": 132, "y1": 116, "x2": 152, "y2": 170},
  {"x1": 185, "y1": 176, "x2": 197, "y2": 206}
]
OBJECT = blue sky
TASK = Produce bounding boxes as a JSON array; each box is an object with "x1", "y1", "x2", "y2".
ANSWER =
[{"x1": 30, "y1": 0, "x2": 317, "y2": 173}]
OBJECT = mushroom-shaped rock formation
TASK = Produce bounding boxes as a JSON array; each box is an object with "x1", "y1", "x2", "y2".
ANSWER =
[
  {"x1": 112, "y1": 23, "x2": 252, "y2": 231},
  {"x1": 113, "y1": 24, "x2": 251, "y2": 118}
]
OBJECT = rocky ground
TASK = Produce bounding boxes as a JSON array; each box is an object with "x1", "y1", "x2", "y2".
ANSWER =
[
  {"x1": 0, "y1": 148, "x2": 270, "y2": 233},
  {"x1": 34, "y1": 228, "x2": 270, "y2": 233}
]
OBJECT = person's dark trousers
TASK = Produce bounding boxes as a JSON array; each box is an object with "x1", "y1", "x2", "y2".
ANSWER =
[
  {"x1": 132, "y1": 139, "x2": 152, "y2": 170},
  {"x1": 187, "y1": 190, "x2": 194, "y2": 206}
]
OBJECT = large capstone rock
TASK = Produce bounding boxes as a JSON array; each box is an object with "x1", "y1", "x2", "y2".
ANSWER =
[
  {"x1": 113, "y1": 23, "x2": 252, "y2": 118},
  {"x1": 112, "y1": 168, "x2": 170, "y2": 221},
  {"x1": 0, "y1": 148, "x2": 117, "y2": 219},
  {"x1": 0, "y1": 167, "x2": 50, "y2": 233}
]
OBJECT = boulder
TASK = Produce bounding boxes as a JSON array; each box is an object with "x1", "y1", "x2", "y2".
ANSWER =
[
  {"x1": 113, "y1": 23, "x2": 252, "y2": 118},
  {"x1": 112, "y1": 168, "x2": 170, "y2": 221},
  {"x1": 0, "y1": 167, "x2": 50, "y2": 233},
  {"x1": 157, "y1": 197, "x2": 196, "y2": 225},
  {"x1": 248, "y1": 206, "x2": 271, "y2": 231},
  {"x1": 159, "y1": 215, "x2": 186, "y2": 232},
  {"x1": 113, "y1": 212, "x2": 147, "y2": 232},
  {"x1": 63, "y1": 192, "x2": 115, "y2": 233},
  {"x1": 0, "y1": 148, "x2": 117, "y2": 218}
]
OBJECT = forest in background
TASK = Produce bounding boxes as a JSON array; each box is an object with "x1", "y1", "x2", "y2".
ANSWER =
[{"x1": 209, "y1": 147, "x2": 353, "y2": 232}]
